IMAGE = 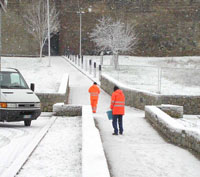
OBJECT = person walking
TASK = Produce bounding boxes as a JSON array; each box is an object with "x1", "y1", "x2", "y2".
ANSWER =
[
  {"x1": 110, "y1": 86, "x2": 125, "y2": 135},
  {"x1": 88, "y1": 82, "x2": 100, "y2": 113}
]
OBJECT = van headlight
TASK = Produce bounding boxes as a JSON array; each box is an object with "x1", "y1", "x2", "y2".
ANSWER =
[
  {"x1": 35, "y1": 103, "x2": 41, "y2": 108},
  {"x1": 0, "y1": 102, "x2": 7, "y2": 108},
  {"x1": 7, "y1": 103, "x2": 17, "y2": 108},
  {"x1": 0, "y1": 103, "x2": 17, "y2": 108}
]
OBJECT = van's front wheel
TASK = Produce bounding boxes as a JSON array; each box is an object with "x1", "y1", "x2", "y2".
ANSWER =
[{"x1": 24, "y1": 120, "x2": 31, "y2": 126}]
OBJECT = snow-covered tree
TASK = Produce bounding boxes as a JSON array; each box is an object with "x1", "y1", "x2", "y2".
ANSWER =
[
  {"x1": 90, "y1": 17, "x2": 137, "y2": 69},
  {"x1": 23, "y1": 0, "x2": 60, "y2": 59}
]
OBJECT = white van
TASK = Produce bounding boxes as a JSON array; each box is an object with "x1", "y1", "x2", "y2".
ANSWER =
[{"x1": 0, "y1": 68, "x2": 41, "y2": 126}]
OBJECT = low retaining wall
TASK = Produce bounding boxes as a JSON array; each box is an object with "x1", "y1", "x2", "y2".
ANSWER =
[
  {"x1": 36, "y1": 73, "x2": 69, "y2": 112},
  {"x1": 145, "y1": 106, "x2": 200, "y2": 154},
  {"x1": 100, "y1": 73, "x2": 200, "y2": 114},
  {"x1": 52, "y1": 104, "x2": 110, "y2": 177},
  {"x1": 53, "y1": 103, "x2": 82, "y2": 116},
  {"x1": 158, "y1": 104, "x2": 183, "y2": 118}
]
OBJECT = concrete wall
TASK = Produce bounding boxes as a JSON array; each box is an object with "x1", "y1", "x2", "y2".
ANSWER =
[
  {"x1": 52, "y1": 104, "x2": 110, "y2": 177},
  {"x1": 145, "y1": 106, "x2": 200, "y2": 155},
  {"x1": 161, "y1": 95, "x2": 200, "y2": 115},
  {"x1": 36, "y1": 74, "x2": 69, "y2": 112},
  {"x1": 100, "y1": 74, "x2": 200, "y2": 114}
]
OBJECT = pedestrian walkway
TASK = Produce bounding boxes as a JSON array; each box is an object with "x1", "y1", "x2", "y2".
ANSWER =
[{"x1": 64, "y1": 58, "x2": 200, "y2": 177}]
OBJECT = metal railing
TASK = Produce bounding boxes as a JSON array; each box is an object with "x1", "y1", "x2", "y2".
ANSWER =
[
  {"x1": 67, "y1": 55, "x2": 200, "y2": 95},
  {"x1": 102, "y1": 65, "x2": 200, "y2": 95},
  {"x1": 67, "y1": 55, "x2": 102, "y2": 80}
]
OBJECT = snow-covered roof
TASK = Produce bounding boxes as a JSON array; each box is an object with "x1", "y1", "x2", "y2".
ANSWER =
[{"x1": 1, "y1": 68, "x2": 18, "y2": 72}]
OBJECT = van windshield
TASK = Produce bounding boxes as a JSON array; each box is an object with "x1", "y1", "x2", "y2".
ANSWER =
[{"x1": 0, "y1": 72, "x2": 29, "y2": 89}]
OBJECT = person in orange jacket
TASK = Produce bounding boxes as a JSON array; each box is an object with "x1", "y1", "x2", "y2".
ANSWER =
[
  {"x1": 110, "y1": 85, "x2": 125, "y2": 135},
  {"x1": 88, "y1": 82, "x2": 100, "y2": 113}
]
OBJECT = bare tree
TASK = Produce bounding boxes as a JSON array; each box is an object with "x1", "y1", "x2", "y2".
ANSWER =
[
  {"x1": 90, "y1": 17, "x2": 137, "y2": 69},
  {"x1": 23, "y1": 0, "x2": 60, "y2": 59}
]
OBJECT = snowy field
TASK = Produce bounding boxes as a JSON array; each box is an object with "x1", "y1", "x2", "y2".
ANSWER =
[
  {"x1": 1, "y1": 56, "x2": 69, "y2": 93},
  {"x1": 3, "y1": 55, "x2": 200, "y2": 95},
  {"x1": 2, "y1": 56, "x2": 200, "y2": 130},
  {"x1": 85, "y1": 55, "x2": 200, "y2": 95},
  {"x1": 17, "y1": 116, "x2": 82, "y2": 177}
]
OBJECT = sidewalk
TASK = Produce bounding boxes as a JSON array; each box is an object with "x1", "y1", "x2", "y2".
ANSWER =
[{"x1": 64, "y1": 57, "x2": 200, "y2": 177}]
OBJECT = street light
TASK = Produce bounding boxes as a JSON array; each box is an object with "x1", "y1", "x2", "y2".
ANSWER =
[
  {"x1": 77, "y1": 7, "x2": 92, "y2": 59},
  {"x1": 0, "y1": 0, "x2": 7, "y2": 71},
  {"x1": 77, "y1": 9, "x2": 84, "y2": 59},
  {"x1": 0, "y1": 0, "x2": 7, "y2": 120},
  {"x1": 47, "y1": 0, "x2": 51, "y2": 66}
]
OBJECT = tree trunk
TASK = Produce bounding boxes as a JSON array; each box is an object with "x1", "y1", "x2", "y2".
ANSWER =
[
  {"x1": 110, "y1": 55, "x2": 114, "y2": 66},
  {"x1": 39, "y1": 43, "x2": 43, "y2": 62},
  {"x1": 100, "y1": 54, "x2": 103, "y2": 65},
  {"x1": 113, "y1": 53, "x2": 119, "y2": 70}
]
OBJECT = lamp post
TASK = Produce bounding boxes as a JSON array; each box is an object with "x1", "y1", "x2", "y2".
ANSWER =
[
  {"x1": 77, "y1": 7, "x2": 92, "y2": 60},
  {"x1": 79, "y1": 11, "x2": 82, "y2": 59},
  {"x1": 47, "y1": 0, "x2": 51, "y2": 66},
  {"x1": 77, "y1": 10, "x2": 84, "y2": 60},
  {"x1": 0, "y1": 7, "x2": 1, "y2": 120},
  {"x1": 0, "y1": 0, "x2": 7, "y2": 119},
  {"x1": 0, "y1": 0, "x2": 7, "y2": 71}
]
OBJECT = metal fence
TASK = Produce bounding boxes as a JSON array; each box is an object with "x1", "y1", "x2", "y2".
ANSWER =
[
  {"x1": 67, "y1": 55, "x2": 200, "y2": 95},
  {"x1": 102, "y1": 65, "x2": 200, "y2": 95}
]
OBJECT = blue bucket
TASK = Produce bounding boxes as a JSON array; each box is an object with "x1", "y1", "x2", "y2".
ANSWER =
[{"x1": 106, "y1": 110, "x2": 113, "y2": 120}]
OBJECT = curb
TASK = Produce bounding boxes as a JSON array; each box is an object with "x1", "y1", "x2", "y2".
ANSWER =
[
  {"x1": 1, "y1": 117, "x2": 57, "y2": 177},
  {"x1": 62, "y1": 56, "x2": 100, "y2": 85}
]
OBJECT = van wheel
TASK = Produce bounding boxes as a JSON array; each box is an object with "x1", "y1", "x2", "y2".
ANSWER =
[{"x1": 24, "y1": 120, "x2": 31, "y2": 126}]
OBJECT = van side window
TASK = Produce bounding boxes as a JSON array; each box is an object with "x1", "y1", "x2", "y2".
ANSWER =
[
  {"x1": 0, "y1": 72, "x2": 29, "y2": 89},
  {"x1": 0, "y1": 73, "x2": 11, "y2": 88}
]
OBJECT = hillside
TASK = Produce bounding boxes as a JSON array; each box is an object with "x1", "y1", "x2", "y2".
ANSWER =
[{"x1": 2, "y1": 0, "x2": 200, "y2": 56}]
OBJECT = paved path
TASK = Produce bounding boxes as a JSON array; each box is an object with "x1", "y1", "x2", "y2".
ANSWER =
[{"x1": 64, "y1": 58, "x2": 200, "y2": 177}]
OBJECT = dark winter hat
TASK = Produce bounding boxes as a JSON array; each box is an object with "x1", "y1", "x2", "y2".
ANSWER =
[
  {"x1": 94, "y1": 82, "x2": 97, "y2": 85},
  {"x1": 114, "y1": 86, "x2": 119, "y2": 91}
]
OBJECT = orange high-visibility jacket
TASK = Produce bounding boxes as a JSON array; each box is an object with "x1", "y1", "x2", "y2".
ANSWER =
[
  {"x1": 88, "y1": 84, "x2": 100, "y2": 100},
  {"x1": 110, "y1": 89, "x2": 125, "y2": 115}
]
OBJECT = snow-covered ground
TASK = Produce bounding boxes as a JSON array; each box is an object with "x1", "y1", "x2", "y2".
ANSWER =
[
  {"x1": 85, "y1": 55, "x2": 200, "y2": 95},
  {"x1": 63, "y1": 56, "x2": 200, "y2": 177},
  {"x1": 17, "y1": 116, "x2": 82, "y2": 177},
  {"x1": 3, "y1": 55, "x2": 200, "y2": 95},
  {"x1": 1, "y1": 56, "x2": 200, "y2": 177},
  {"x1": 0, "y1": 113, "x2": 54, "y2": 177},
  {"x1": 2, "y1": 57, "x2": 69, "y2": 93}
]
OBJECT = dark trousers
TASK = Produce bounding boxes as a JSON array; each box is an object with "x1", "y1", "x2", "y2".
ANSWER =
[{"x1": 112, "y1": 115, "x2": 123, "y2": 134}]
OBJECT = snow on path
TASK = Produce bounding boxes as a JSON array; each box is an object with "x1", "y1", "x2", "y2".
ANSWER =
[
  {"x1": 17, "y1": 117, "x2": 82, "y2": 177},
  {"x1": 64, "y1": 59, "x2": 200, "y2": 177},
  {"x1": 0, "y1": 115, "x2": 52, "y2": 177},
  {"x1": 63, "y1": 59, "x2": 93, "y2": 105}
]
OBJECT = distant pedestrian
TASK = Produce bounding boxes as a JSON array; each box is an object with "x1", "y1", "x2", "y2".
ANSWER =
[
  {"x1": 88, "y1": 82, "x2": 100, "y2": 113},
  {"x1": 110, "y1": 86, "x2": 125, "y2": 135}
]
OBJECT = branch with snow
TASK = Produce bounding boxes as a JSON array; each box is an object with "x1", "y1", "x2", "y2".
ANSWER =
[
  {"x1": 90, "y1": 17, "x2": 137, "y2": 69},
  {"x1": 90, "y1": 17, "x2": 137, "y2": 55}
]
